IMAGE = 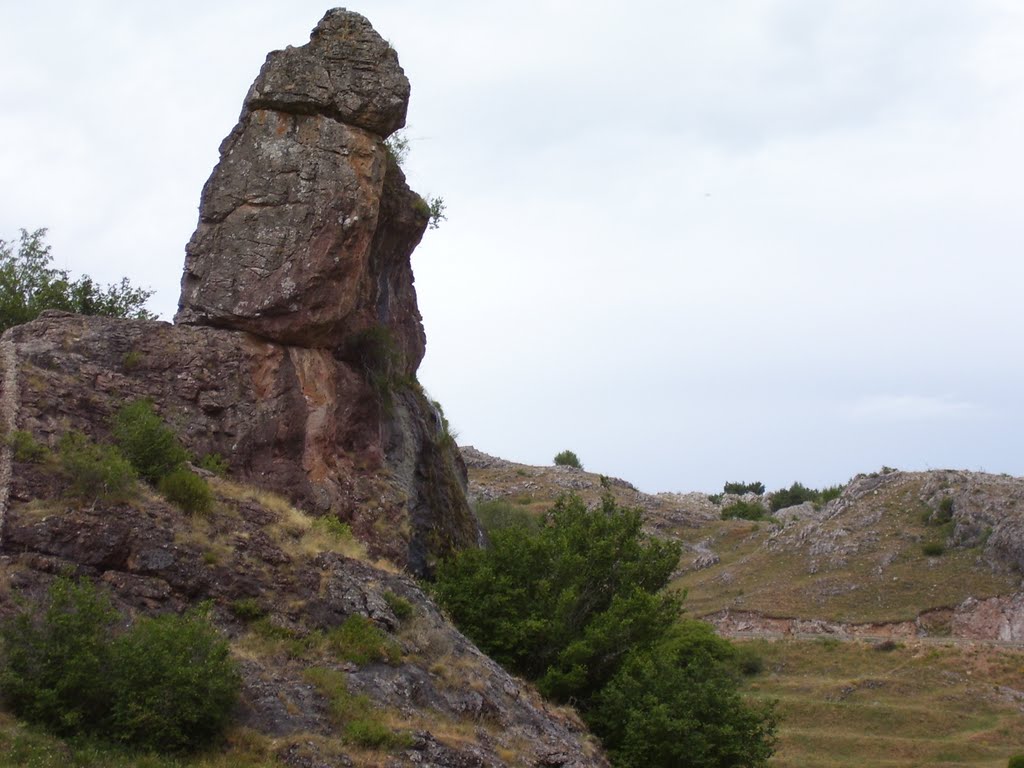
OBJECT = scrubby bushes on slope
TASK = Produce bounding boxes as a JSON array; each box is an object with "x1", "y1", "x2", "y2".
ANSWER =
[
  {"x1": 433, "y1": 493, "x2": 777, "y2": 768},
  {"x1": 0, "y1": 576, "x2": 239, "y2": 753}
]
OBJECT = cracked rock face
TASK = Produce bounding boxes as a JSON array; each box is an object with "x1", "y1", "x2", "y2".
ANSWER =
[{"x1": 176, "y1": 8, "x2": 427, "y2": 361}]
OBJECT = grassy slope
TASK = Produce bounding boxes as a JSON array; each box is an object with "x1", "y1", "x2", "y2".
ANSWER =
[
  {"x1": 670, "y1": 475, "x2": 1020, "y2": 624},
  {"x1": 466, "y1": 454, "x2": 1024, "y2": 766},
  {"x1": 741, "y1": 638, "x2": 1024, "y2": 767}
]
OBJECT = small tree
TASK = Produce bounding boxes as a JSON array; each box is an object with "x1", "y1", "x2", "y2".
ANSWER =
[
  {"x1": 553, "y1": 449, "x2": 583, "y2": 469},
  {"x1": 0, "y1": 228, "x2": 154, "y2": 333}
]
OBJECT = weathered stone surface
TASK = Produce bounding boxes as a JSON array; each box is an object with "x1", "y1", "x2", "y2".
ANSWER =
[
  {"x1": 176, "y1": 9, "x2": 427, "y2": 356},
  {"x1": 246, "y1": 8, "x2": 409, "y2": 137},
  {"x1": 3, "y1": 311, "x2": 473, "y2": 572}
]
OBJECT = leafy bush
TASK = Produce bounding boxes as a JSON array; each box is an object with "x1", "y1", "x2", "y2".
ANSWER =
[
  {"x1": 474, "y1": 499, "x2": 540, "y2": 535},
  {"x1": 1008, "y1": 755, "x2": 1024, "y2": 768},
  {"x1": 0, "y1": 228, "x2": 153, "y2": 334},
  {"x1": 769, "y1": 482, "x2": 819, "y2": 511},
  {"x1": 7, "y1": 430, "x2": 47, "y2": 463},
  {"x1": 197, "y1": 452, "x2": 229, "y2": 476},
  {"x1": 326, "y1": 615, "x2": 400, "y2": 666},
  {"x1": 107, "y1": 606, "x2": 239, "y2": 752},
  {"x1": 0, "y1": 576, "x2": 239, "y2": 753},
  {"x1": 158, "y1": 468, "x2": 212, "y2": 515},
  {"x1": 553, "y1": 449, "x2": 583, "y2": 469},
  {"x1": 723, "y1": 481, "x2": 765, "y2": 495},
  {"x1": 344, "y1": 718, "x2": 412, "y2": 749},
  {"x1": 589, "y1": 621, "x2": 777, "y2": 768},
  {"x1": 313, "y1": 515, "x2": 354, "y2": 541},
  {"x1": 0, "y1": 575, "x2": 118, "y2": 734},
  {"x1": 111, "y1": 400, "x2": 188, "y2": 484},
  {"x1": 58, "y1": 432, "x2": 137, "y2": 504},
  {"x1": 435, "y1": 494, "x2": 681, "y2": 704},
  {"x1": 383, "y1": 591, "x2": 413, "y2": 621},
  {"x1": 721, "y1": 500, "x2": 768, "y2": 521},
  {"x1": 922, "y1": 542, "x2": 945, "y2": 557},
  {"x1": 229, "y1": 598, "x2": 266, "y2": 622},
  {"x1": 935, "y1": 497, "x2": 954, "y2": 524},
  {"x1": 769, "y1": 481, "x2": 844, "y2": 511}
]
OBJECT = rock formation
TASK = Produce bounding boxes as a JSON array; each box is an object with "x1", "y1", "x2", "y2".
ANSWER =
[
  {"x1": 0, "y1": 10, "x2": 607, "y2": 766},
  {"x1": 3, "y1": 9, "x2": 476, "y2": 575}
]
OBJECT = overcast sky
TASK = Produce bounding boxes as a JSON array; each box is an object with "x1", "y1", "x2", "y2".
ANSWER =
[{"x1": 2, "y1": 1, "x2": 1022, "y2": 493}]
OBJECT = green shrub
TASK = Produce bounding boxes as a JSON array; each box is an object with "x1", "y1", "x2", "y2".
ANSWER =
[
  {"x1": 723, "y1": 481, "x2": 765, "y2": 495},
  {"x1": 474, "y1": 499, "x2": 540, "y2": 535},
  {"x1": 383, "y1": 591, "x2": 413, "y2": 621},
  {"x1": 108, "y1": 606, "x2": 240, "y2": 752},
  {"x1": 735, "y1": 645, "x2": 765, "y2": 675},
  {"x1": 0, "y1": 575, "x2": 118, "y2": 734},
  {"x1": 922, "y1": 542, "x2": 945, "y2": 557},
  {"x1": 229, "y1": 598, "x2": 266, "y2": 622},
  {"x1": 344, "y1": 718, "x2": 412, "y2": 749},
  {"x1": 326, "y1": 615, "x2": 400, "y2": 666},
  {"x1": 721, "y1": 500, "x2": 768, "y2": 521},
  {"x1": 769, "y1": 482, "x2": 818, "y2": 511},
  {"x1": 935, "y1": 497, "x2": 954, "y2": 524},
  {"x1": 197, "y1": 452, "x2": 229, "y2": 476},
  {"x1": 435, "y1": 493, "x2": 681, "y2": 704},
  {"x1": 553, "y1": 449, "x2": 583, "y2": 469},
  {"x1": 1008, "y1": 755, "x2": 1024, "y2": 768},
  {"x1": 111, "y1": 400, "x2": 188, "y2": 484},
  {"x1": 0, "y1": 577, "x2": 238, "y2": 753},
  {"x1": 58, "y1": 432, "x2": 137, "y2": 503},
  {"x1": 769, "y1": 481, "x2": 845, "y2": 511},
  {"x1": 818, "y1": 484, "x2": 844, "y2": 505},
  {"x1": 158, "y1": 468, "x2": 212, "y2": 515},
  {"x1": 589, "y1": 622, "x2": 778, "y2": 768},
  {"x1": 313, "y1": 515, "x2": 354, "y2": 541},
  {"x1": 7, "y1": 430, "x2": 48, "y2": 462}
]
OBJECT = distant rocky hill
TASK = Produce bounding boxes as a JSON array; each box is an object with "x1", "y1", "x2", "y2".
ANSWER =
[
  {"x1": 462, "y1": 449, "x2": 1024, "y2": 645},
  {"x1": 0, "y1": 11, "x2": 604, "y2": 767}
]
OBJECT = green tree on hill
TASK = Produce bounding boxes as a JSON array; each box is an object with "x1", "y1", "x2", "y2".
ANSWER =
[
  {"x1": 433, "y1": 493, "x2": 777, "y2": 767},
  {"x1": 0, "y1": 228, "x2": 154, "y2": 334}
]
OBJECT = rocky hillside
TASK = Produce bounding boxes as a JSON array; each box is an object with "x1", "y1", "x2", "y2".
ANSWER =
[
  {"x1": 462, "y1": 451, "x2": 1024, "y2": 644},
  {"x1": 0, "y1": 10, "x2": 605, "y2": 767}
]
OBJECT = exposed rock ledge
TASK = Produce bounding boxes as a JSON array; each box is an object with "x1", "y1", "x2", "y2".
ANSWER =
[{"x1": 709, "y1": 592, "x2": 1024, "y2": 645}]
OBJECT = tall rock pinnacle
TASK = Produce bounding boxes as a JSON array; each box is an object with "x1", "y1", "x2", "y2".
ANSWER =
[{"x1": 176, "y1": 8, "x2": 428, "y2": 372}]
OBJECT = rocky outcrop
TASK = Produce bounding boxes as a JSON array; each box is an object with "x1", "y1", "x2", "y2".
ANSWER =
[
  {"x1": 0, "y1": 8, "x2": 475, "y2": 573},
  {"x1": 0, "y1": 10, "x2": 605, "y2": 766},
  {"x1": 176, "y1": 8, "x2": 427, "y2": 367}
]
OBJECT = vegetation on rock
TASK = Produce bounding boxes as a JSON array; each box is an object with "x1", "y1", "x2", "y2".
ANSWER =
[
  {"x1": 0, "y1": 576, "x2": 238, "y2": 753},
  {"x1": 723, "y1": 480, "x2": 765, "y2": 495},
  {"x1": 0, "y1": 229, "x2": 153, "y2": 334},
  {"x1": 434, "y1": 493, "x2": 776, "y2": 767},
  {"x1": 552, "y1": 449, "x2": 583, "y2": 469}
]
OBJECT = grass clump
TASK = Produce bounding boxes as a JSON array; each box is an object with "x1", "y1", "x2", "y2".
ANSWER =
[
  {"x1": 58, "y1": 432, "x2": 137, "y2": 504},
  {"x1": 197, "y1": 452, "x2": 229, "y2": 476},
  {"x1": 344, "y1": 718, "x2": 412, "y2": 749},
  {"x1": 229, "y1": 598, "x2": 266, "y2": 622},
  {"x1": 383, "y1": 591, "x2": 413, "y2": 621},
  {"x1": 475, "y1": 499, "x2": 540, "y2": 535},
  {"x1": 302, "y1": 666, "x2": 409, "y2": 751},
  {"x1": 0, "y1": 576, "x2": 239, "y2": 753},
  {"x1": 7, "y1": 430, "x2": 47, "y2": 463},
  {"x1": 111, "y1": 399, "x2": 188, "y2": 484},
  {"x1": 327, "y1": 615, "x2": 401, "y2": 666},
  {"x1": 922, "y1": 542, "x2": 946, "y2": 557},
  {"x1": 159, "y1": 468, "x2": 213, "y2": 515},
  {"x1": 721, "y1": 500, "x2": 769, "y2": 521}
]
